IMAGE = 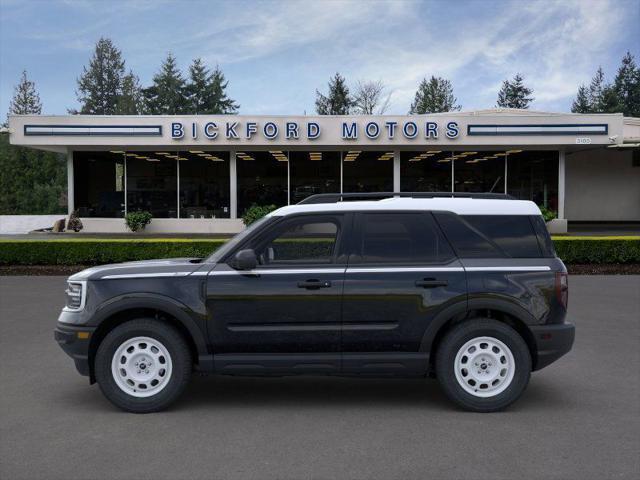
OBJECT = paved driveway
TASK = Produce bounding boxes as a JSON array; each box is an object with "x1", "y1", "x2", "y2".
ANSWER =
[{"x1": 1, "y1": 276, "x2": 638, "y2": 480}]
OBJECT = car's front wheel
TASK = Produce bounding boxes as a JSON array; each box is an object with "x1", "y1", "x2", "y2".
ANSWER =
[
  {"x1": 95, "y1": 319, "x2": 192, "y2": 413},
  {"x1": 435, "y1": 318, "x2": 531, "y2": 412}
]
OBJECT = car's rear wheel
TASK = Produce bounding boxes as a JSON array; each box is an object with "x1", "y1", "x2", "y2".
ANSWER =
[
  {"x1": 435, "y1": 318, "x2": 531, "y2": 412},
  {"x1": 95, "y1": 319, "x2": 191, "y2": 413}
]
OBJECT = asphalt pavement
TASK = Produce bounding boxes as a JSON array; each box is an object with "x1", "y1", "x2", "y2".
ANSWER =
[{"x1": 0, "y1": 275, "x2": 639, "y2": 480}]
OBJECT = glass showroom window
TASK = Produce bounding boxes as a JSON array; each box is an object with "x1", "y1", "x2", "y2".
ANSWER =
[
  {"x1": 343, "y1": 150, "x2": 394, "y2": 193},
  {"x1": 178, "y1": 151, "x2": 230, "y2": 218},
  {"x1": 126, "y1": 152, "x2": 177, "y2": 218},
  {"x1": 507, "y1": 150, "x2": 559, "y2": 211},
  {"x1": 454, "y1": 151, "x2": 506, "y2": 193},
  {"x1": 73, "y1": 151, "x2": 125, "y2": 217},
  {"x1": 289, "y1": 151, "x2": 340, "y2": 203},
  {"x1": 401, "y1": 150, "x2": 453, "y2": 192},
  {"x1": 237, "y1": 150, "x2": 288, "y2": 216}
]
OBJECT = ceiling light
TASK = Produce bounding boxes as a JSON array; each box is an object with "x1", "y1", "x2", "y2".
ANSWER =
[
  {"x1": 110, "y1": 150, "x2": 125, "y2": 154},
  {"x1": 189, "y1": 150, "x2": 204, "y2": 154},
  {"x1": 437, "y1": 159, "x2": 451, "y2": 163},
  {"x1": 146, "y1": 158, "x2": 160, "y2": 162},
  {"x1": 427, "y1": 150, "x2": 442, "y2": 154},
  {"x1": 155, "y1": 152, "x2": 170, "y2": 155},
  {"x1": 506, "y1": 150, "x2": 523, "y2": 154},
  {"x1": 135, "y1": 156, "x2": 149, "y2": 159}
]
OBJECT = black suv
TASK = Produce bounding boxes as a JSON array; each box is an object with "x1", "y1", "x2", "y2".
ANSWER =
[{"x1": 55, "y1": 193, "x2": 574, "y2": 413}]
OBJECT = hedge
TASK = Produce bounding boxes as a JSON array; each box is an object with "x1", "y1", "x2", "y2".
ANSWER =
[{"x1": 0, "y1": 237, "x2": 638, "y2": 266}]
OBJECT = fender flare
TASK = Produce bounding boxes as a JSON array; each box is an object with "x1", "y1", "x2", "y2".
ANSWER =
[
  {"x1": 90, "y1": 293, "x2": 209, "y2": 356},
  {"x1": 419, "y1": 295, "x2": 537, "y2": 353}
]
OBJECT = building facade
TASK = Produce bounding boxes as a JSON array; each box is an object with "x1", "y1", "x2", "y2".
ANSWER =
[{"x1": 8, "y1": 109, "x2": 640, "y2": 233}]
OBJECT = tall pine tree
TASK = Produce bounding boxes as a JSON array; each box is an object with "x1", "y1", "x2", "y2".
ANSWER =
[
  {"x1": 315, "y1": 73, "x2": 353, "y2": 115},
  {"x1": 613, "y1": 51, "x2": 640, "y2": 117},
  {"x1": 409, "y1": 76, "x2": 460, "y2": 114},
  {"x1": 116, "y1": 71, "x2": 144, "y2": 115},
  {"x1": 75, "y1": 38, "x2": 126, "y2": 114},
  {"x1": 143, "y1": 53, "x2": 188, "y2": 114},
  {"x1": 185, "y1": 59, "x2": 239, "y2": 114},
  {"x1": 496, "y1": 74, "x2": 534, "y2": 109},
  {"x1": 8, "y1": 70, "x2": 42, "y2": 117}
]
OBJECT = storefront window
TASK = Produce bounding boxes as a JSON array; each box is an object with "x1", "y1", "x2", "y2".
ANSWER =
[
  {"x1": 237, "y1": 150, "x2": 288, "y2": 216},
  {"x1": 289, "y1": 151, "x2": 340, "y2": 203},
  {"x1": 126, "y1": 152, "x2": 177, "y2": 218},
  {"x1": 401, "y1": 150, "x2": 452, "y2": 192},
  {"x1": 454, "y1": 151, "x2": 506, "y2": 193},
  {"x1": 178, "y1": 151, "x2": 230, "y2": 218},
  {"x1": 343, "y1": 150, "x2": 394, "y2": 193},
  {"x1": 73, "y1": 151, "x2": 125, "y2": 217},
  {"x1": 507, "y1": 150, "x2": 558, "y2": 210}
]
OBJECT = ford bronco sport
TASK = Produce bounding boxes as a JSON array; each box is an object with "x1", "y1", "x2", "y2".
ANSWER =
[{"x1": 55, "y1": 192, "x2": 574, "y2": 413}]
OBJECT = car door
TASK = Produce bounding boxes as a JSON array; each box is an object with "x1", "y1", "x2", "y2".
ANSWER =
[
  {"x1": 206, "y1": 213, "x2": 349, "y2": 374},
  {"x1": 341, "y1": 211, "x2": 467, "y2": 374}
]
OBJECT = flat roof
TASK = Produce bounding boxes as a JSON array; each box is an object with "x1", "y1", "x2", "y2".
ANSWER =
[
  {"x1": 6, "y1": 110, "x2": 631, "y2": 153},
  {"x1": 271, "y1": 197, "x2": 541, "y2": 216}
]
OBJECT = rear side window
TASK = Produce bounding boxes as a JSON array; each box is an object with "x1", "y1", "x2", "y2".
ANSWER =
[
  {"x1": 530, "y1": 215, "x2": 556, "y2": 257},
  {"x1": 434, "y1": 213, "x2": 542, "y2": 258},
  {"x1": 353, "y1": 213, "x2": 455, "y2": 264}
]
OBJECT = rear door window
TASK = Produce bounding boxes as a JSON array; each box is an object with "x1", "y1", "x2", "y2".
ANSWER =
[
  {"x1": 434, "y1": 212, "x2": 542, "y2": 258},
  {"x1": 352, "y1": 212, "x2": 455, "y2": 264}
]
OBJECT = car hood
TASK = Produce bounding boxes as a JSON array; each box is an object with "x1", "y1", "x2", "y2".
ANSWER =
[{"x1": 68, "y1": 258, "x2": 205, "y2": 281}]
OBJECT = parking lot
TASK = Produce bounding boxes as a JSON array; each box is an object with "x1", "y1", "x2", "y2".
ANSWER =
[{"x1": 1, "y1": 275, "x2": 638, "y2": 480}]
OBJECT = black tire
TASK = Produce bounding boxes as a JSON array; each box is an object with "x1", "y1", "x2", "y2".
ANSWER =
[
  {"x1": 435, "y1": 318, "x2": 531, "y2": 412},
  {"x1": 95, "y1": 318, "x2": 192, "y2": 413}
]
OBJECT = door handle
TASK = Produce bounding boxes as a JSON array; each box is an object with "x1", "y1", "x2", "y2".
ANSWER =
[
  {"x1": 415, "y1": 278, "x2": 448, "y2": 288},
  {"x1": 297, "y1": 279, "x2": 332, "y2": 289}
]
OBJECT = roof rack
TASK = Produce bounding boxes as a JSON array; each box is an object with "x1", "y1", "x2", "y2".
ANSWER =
[{"x1": 297, "y1": 192, "x2": 516, "y2": 205}]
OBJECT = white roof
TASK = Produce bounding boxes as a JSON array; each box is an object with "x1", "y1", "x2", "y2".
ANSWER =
[{"x1": 270, "y1": 197, "x2": 541, "y2": 217}]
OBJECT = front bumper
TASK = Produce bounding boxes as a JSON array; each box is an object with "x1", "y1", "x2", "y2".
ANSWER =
[
  {"x1": 54, "y1": 323, "x2": 96, "y2": 377},
  {"x1": 530, "y1": 322, "x2": 575, "y2": 371}
]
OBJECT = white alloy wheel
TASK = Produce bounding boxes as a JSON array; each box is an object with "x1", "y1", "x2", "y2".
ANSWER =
[
  {"x1": 453, "y1": 336, "x2": 515, "y2": 398},
  {"x1": 110, "y1": 336, "x2": 173, "y2": 398}
]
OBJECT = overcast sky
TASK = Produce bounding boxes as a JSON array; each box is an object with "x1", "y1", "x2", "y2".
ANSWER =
[{"x1": 1, "y1": 0, "x2": 638, "y2": 117}]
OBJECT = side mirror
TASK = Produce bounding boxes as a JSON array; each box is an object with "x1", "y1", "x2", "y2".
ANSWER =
[{"x1": 231, "y1": 249, "x2": 257, "y2": 270}]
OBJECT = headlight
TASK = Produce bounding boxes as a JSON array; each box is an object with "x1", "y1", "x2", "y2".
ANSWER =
[{"x1": 65, "y1": 281, "x2": 86, "y2": 311}]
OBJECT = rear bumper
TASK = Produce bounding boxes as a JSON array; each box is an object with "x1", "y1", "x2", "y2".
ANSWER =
[
  {"x1": 54, "y1": 323, "x2": 96, "y2": 377},
  {"x1": 530, "y1": 323, "x2": 575, "y2": 371}
]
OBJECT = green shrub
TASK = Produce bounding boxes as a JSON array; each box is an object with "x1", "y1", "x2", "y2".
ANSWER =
[
  {"x1": 551, "y1": 237, "x2": 640, "y2": 264},
  {"x1": 0, "y1": 239, "x2": 226, "y2": 265},
  {"x1": 0, "y1": 237, "x2": 638, "y2": 266},
  {"x1": 125, "y1": 211, "x2": 153, "y2": 232},
  {"x1": 538, "y1": 205, "x2": 557, "y2": 222},
  {"x1": 242, "y1": 204, "x2": 277, "y2": 226}
]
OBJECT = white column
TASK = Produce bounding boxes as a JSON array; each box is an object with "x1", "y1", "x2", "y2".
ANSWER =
[
  {"x1": 176, "y1": 159, "x2": 180, "y2": 219},
  {"x1": 287, "y1": 151, "x2": 291, "y2": 205},
  {"x1": 230, "y1": 150, "x2": 237, "y2": 219},
  {"x1": 558, "y1": 149, "x2": 566, "y2": 220},
  {"x1": 66, "y1": 149, "x2": 74, "y2": 215},
  {"x1": 340, "y1": 151, "x2": 344, "y2": 194},
  {"x1": 393, "y1": 150, "x2": 401, "y2": 192}
]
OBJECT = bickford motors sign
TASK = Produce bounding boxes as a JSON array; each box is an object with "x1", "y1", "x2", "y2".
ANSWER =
[{"x1": 171, "y1": 119, "x2": 461, "y2": 141}]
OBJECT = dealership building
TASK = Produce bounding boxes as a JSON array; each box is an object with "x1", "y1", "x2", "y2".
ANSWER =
[{"x1": 8, "y1": 109, "x2": 640, "y2": 234}]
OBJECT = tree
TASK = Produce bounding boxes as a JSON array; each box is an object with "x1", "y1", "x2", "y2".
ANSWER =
[
  {"x1": 74, "y1": 37, "x2": 126, "y2": 114},
  {"x1": 571, "y1": 85, "x2": 591, "y2": 113},
  {"x1": 116, "y1": 71, "x2": 144, "y2": 115},
  {"x1": 409, "y1": 76, "x2": 460, "y2": 114},
  {"x1": 8, "y1": 70, "x2": 42, "y2": 117},
  {"x1": 143, "y1": 53, "x2": 188, "y2": 114},
  {"x1": 353, "y1": 80, "x2": 391, "y2": 114},
  {"x1": 315, "y1": 73, "x2": 353, "y2": 115},
  {"x1": 613, "y1": 51, "x2": 640, "y2": 117},
  {"x1": 496, "y1": 74, "x2": 534, "y2": 109},
  {"x1": 185, "y1": 59, "x2": 239, "y2": 114}
]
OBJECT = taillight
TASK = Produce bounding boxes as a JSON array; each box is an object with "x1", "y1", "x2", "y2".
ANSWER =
[{"x1": 555, "y1": 272, "x2": 568, "y2": 309}]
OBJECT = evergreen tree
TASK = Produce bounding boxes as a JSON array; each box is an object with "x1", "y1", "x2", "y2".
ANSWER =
[
  {"x1": 409, "y1": 76, "x2": 460, "y2": 114},
  {"x1": 75, "y1": 37, "x2": 126, "y2": 114},
  {"x1": 143, "y1": 53, "x2": 188, "y2": 114},
  {"x1": 116, "y1": 71, "x2": 144, "y2": 115},
  {"x1": 185, "y1": 59, "x2": 239, "y2": 114},
  {"x1": 315, "y1": 73, "x2": 353, "y2": 115},
  {"x1": 613, "y1": 51, "x2": 640, "y2": 117},
  {"x1": 587, "y1": 67, "x2": 607, "y2": 112},
  {"x1": 8, "y1": 70, "x2": 42, "y2": 116},
  {"x1": 571, "y1": 85, "x2": 591, "y2": 113},
  {"x1": 496, "y1": 74, "x2": 534, "y2": 109}
]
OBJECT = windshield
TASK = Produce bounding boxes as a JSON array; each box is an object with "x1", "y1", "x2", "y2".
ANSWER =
[{"x1": 205, "y1": 216, "x2": 274, "y2": 263}]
